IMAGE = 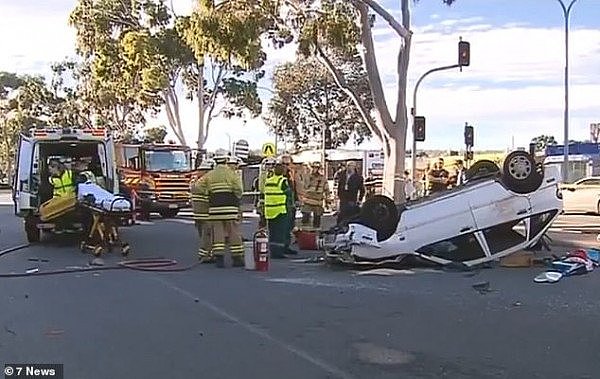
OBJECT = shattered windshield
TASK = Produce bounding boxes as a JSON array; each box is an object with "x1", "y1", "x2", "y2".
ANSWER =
[{"x1": 143, "y1": 150, "x2": 192, "y2": 172}]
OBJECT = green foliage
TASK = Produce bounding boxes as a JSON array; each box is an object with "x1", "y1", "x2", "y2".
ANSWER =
[
  {"x1": 143, "y1": 126, "x2": 168, "y2": 143},
  {"x1": 0, "y1": 73, "x2": 58, "y2": 175},
  {"x1": 69, "y1": 0, "x2": 184, "y2": 133},
  {"x1": 531, "y1": 135, "x2": 557, "y2": 151},
  {"x1": 264, "y1": 53, "x2": 373, "y2": 148}
]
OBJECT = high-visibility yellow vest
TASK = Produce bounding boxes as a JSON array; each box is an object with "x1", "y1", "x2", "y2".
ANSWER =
[
  {"x1": 50, "y1": 170, "x2": 75, "y2": 197},
  {"x1": 264, "y1": 175, "x2": 287, "y2": 220}
]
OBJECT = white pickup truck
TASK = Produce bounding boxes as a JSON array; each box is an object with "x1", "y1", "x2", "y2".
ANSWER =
[{"x1": 320, "y1": 151, "x2": 564, "y2": 267}]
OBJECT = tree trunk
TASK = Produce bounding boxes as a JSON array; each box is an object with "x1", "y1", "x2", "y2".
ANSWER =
[{"x1": 196, "y1": 62, "x2": 206, "y2": 149}]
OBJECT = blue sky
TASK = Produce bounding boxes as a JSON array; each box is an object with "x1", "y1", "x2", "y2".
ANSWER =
[{"x1": 1, "y1": 0, "x2": 599, "y2": 152}]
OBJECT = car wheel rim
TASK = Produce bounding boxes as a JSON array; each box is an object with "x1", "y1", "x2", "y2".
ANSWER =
[{"x1": 508, "y1": 156, "x2": 531, "y2": 179}]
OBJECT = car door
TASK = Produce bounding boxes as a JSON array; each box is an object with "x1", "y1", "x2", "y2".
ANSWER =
[
  {"x1": 402, "y1": 190, "x2": 478, "y2": 252},
  {"x1": 469, "y1": 180, "x2": 531, "y2": 231},
  {"x1": 13, "y1": 134, "x2": 34, "y2": 216},
  {"x1": 104, "y1": 136, "x2": 118, "y2": 194}
]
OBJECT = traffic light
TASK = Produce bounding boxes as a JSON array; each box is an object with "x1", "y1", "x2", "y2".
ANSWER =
[
  {"x1": 458, "y1": 40, "x2": 470, "y2": 67},
  {"x1": 464, "y1": 124, "x2": 474, "y2": 147},
  {"x1": 324, "y1": 128, "x2": 332, "y2": 149},
  {"x1": 414, "y1": 116, "x2": 426, "y2": 142}
]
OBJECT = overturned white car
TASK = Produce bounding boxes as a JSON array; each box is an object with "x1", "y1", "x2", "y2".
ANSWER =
[{"x1": 320, "y1": 151, "x2": 563, "y2": 267}]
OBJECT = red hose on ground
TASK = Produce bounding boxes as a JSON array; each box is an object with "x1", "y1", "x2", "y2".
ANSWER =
[{"x1": 0, "y1": 244, "x2": 199, "y2": 278}]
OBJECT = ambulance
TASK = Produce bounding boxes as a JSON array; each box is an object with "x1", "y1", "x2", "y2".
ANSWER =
[{"x1": 12, "y1": 127, "x2": 118, "y2": 242}]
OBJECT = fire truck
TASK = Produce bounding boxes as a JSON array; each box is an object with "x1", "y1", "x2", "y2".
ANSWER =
[
  {"x1": 115, "y1": 143, "x2": 195, "y2": 218},
  {"x1": 12, "y1": 127, "x2": 119, "y2": 242}
]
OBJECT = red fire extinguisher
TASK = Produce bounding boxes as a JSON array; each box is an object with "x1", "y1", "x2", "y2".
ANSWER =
[{"x1": 253, "y1": 229, "x2": 269, "y2": 271}]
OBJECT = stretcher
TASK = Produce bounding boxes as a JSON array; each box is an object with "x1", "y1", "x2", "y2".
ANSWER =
[{"x1": 76, "y1": 183, "x2": 133, "y2": 257}]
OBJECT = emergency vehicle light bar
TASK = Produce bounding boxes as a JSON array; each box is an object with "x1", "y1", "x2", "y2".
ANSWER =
[{"x1": 30, "y1": 127, "x2": 107, "y2": 139}]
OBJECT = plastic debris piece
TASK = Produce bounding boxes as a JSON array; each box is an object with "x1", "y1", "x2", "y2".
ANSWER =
[
  {"x1": 89, "y1": 258, "x2": 105, "y2": 266},
  {"x1": 357, "y1": 269, "x2": 415, "y2": 276},
  {"x1": 472, "y1": 281, "x2": 494, "y2": 294}
]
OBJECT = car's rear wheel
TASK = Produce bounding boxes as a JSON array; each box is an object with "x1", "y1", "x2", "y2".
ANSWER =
[
  {"x1": 502, "y1": 151, "x2": 543, "y2": 194},
  {"x1": 464, "y1": 160, "x2": 500, "y2": 182},
  {"x1": 359, "y1": 195, "x2": 399, "y2": 242}
]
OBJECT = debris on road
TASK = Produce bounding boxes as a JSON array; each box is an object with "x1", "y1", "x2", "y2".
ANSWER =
[
  {"x1": 472, "y1": 281, "x2": 494, "y2": 294},
  {"x1": 534, "y1": 249, "x2": 598, "y2": 284},
  {"x1": 4, "y1": 326, "x2": 16, "y2": 335},
  {"x1": 44, "y1": 329, "x2": 65, "y2": 337},
  {"x1": 89, "y1": 258, "x2": 105, "y2": 266},
  {"x1": 356, "y1": 269, "x2": 415, "y2": 276}
]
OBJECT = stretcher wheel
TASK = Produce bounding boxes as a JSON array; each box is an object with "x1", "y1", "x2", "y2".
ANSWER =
[
  {"x1": 121, "y1": 243, "x2": 131, "y2": 256},
  {"x1": 93, "y1": 246, "x2": 105, "y2": 257}
]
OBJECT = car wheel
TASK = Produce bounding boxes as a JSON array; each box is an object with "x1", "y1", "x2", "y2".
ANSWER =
[
  {"x1": 464, "y1": 160, "x2": 500, "y2": 182},
  {"x1": 502, "y1": 151, "x2": 543, "y2": 194},
  {"x1": 359, "y1": 195, "x2": 399, "y2": 242}
]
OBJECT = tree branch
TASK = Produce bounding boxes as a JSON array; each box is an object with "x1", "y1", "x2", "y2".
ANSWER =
[
  {"x1": 394, "y1": 0, "x2": 411, "y2": 125},
  {"x1": 356, "y1": 3, "x2": 393, "y2": 134},
  {"x1": 315, "y1": 45, "x2": 382, "y2": 141},
  {"x1": 354, "y1": 0, "x2": 410, "y2": 39}
]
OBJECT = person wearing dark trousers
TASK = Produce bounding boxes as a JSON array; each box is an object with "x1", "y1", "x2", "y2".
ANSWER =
[{"x1": 336, "y1": 161, "x2": 365, "y2": 225}]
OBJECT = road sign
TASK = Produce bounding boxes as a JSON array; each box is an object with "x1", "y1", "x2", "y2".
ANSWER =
[
  {"x1": 262, "y1": 142, "x2": 276, "y2": 157},
  {"x1": 233, "y1": 139, "x2": 249, "y2": 160}
]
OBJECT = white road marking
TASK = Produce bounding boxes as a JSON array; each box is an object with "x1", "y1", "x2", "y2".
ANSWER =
[{"x1": 152, "y1": 277, "x2": 355, "y2": 379}]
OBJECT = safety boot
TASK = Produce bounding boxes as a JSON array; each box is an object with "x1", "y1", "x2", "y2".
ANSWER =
[{"x1": 198, "y1": 255, "x2": 215, "y2": 264}]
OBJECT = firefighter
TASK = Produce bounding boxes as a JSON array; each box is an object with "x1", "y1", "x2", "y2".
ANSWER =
[
  {"x1": 264, "y1": 163, "x2": 293, "y2": 258},
  {"x1": 255, "y1": 157, "x2": 276, "y2": 228},
  {"x1": 204, "y1": 155, "x2": 244, "y2": 267},
  {"x1": 48, "y1": 159, "x2": 76, "y2": 198},
  {"x1": 300, "y1": 161, "x2": 330, "y2": 229},
  {"x1": 279, "y1": 154, "x2": 300, "y2": 245},
  {"x1": 191, "y1": 160, "x2": 215, "y2": 262}
]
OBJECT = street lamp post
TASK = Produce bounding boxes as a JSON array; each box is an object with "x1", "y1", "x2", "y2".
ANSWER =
[
  {"x1": 557, "y1": 0, "x2": 578, "y2": 183},
  {"x1": 411, "y1": 64, "x2": 460, "y2": 180}
]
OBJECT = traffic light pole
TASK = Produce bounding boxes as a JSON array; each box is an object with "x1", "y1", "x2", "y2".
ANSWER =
[{"x1": 411, "y1": 64, "x2": 461, "y2": 181}]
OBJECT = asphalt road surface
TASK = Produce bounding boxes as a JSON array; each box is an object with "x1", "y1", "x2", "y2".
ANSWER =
[{"x1": 2, "y1": 204, "x2": 600, "y2": 379}]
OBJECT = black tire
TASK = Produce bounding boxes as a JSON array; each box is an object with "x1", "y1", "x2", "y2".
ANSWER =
[
  {"x1": 160, "y1": 209, "x2": 179, "y2": 218},
  {"x1": 359, "y1": 195, "x2": 399, "y2": 242},
  {"x1": 464, "y1": 159, "x2": 500, "y2": 182},
  {"x1": 24, "y1": 217, "x2": 40, "y2": 243},
  {"x1": 502, "y1": 151, "x2": 543, "y2": 194}
]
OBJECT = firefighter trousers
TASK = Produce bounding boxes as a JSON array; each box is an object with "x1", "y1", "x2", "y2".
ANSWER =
[
  {"x1": 211, "y1": 220, "x2": 244, "y2": 258},
  {"x1": 301, "y1": 204, "x2": 323, "y2": 229},
  {"x1": 196, "y1": 221, "x2": 214, "y2": 261}
]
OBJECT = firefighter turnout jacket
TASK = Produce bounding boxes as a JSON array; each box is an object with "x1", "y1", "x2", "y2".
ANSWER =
[
  {"x1": 190, "y1": 176, "x2": 209, "y2": 221},
  {"x1": 302, "y1": 172, "x2": 330, "y2": 207},
  {"x1": 203, "y1": 164, "x2": 243, "y2": 220}
]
